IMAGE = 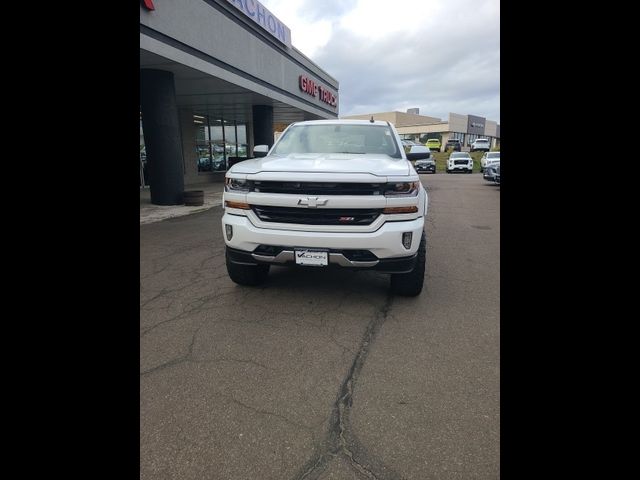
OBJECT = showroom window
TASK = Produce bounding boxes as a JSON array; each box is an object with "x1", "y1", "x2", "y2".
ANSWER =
[
  {"x1": 194, "y1": 115, "x2": 213, "y2": 172},
  {"x1": 193, "y1": 115, "x2": 248, "y2": 173},
  {"x1": 451, "y1": 132, "x2": 466, "y2": 144},
  {"x1": 223, "y1": 121, "x2": 248, "y2": 164},
  {"x1": 140, "y1": 113, "x2": 147, "y2": 187}
]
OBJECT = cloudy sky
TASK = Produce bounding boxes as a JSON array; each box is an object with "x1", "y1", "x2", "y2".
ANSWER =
[{"x1": 260, "y1": 0, "x2": 500, "y2": 124}]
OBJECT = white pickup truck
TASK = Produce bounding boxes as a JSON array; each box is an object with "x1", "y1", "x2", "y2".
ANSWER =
[{"x1": 221, "y1": 119, "x2": 430, "y2": 296}]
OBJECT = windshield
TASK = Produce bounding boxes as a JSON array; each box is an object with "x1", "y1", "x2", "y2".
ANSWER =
[
  {"x1": 487, "y1": 152, "x2": 500, "y2": 158},
  {"x1": 451, "y1": 153, "x2": 470, "y2": 159},
  {"x1": 271, "y1": 124, "x2": 402, "y2": 158},
  {"x1": 475, "y1": 139, "x2": 489, "y2": 143}
]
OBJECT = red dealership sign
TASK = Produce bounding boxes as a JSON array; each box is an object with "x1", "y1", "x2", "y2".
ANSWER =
[
  {"x1": 299, "y1": 75, "x2": 337, "y2": 108},
  {"x1": 141, "y1": 0, "x2": 155, "y2": 11}
]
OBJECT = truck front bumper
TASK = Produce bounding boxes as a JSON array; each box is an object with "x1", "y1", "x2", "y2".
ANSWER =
[{"x1": 222, "y1": 213, "x2": 424, "y2": 272}]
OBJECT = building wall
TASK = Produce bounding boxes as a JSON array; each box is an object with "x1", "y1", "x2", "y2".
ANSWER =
[
  {"x1": 140, "y1": 0, "x2": 338, "y2": 117},
  {"x1": 395, "y1": 123, "x2": 449, "y2": 135},
  {"x1": 343, "y1": 111, "x2": 440, "y2": 127},
  {"x1": 485, "y1": 119, "x2": 497, "y2": 137},
  {"x1": 393, "y1": 112, "x2": 441, "y2": 126},
  {"x1": 448, "y1": 113, "x2": 468, "y2": 133},
  {"x1": 467, "y1": 114, "x2": 486, "y2": 136},
  {"x1": 342, "y1": 112, "x2": 401, "y2": 124}
]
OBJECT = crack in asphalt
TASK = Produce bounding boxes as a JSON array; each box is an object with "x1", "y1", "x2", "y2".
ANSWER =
[
  {"x1": 294, "y1": 293, "x2": 402, "y2": 480},
  {"x1": 139, "y1": 288, "x2": 171, "y2": 309},
  {"x1": 139, "y1": 287, "x2": 240, "y2": 337},
  {"x1": 139, "y1": 303, "x2": 208, "y2": 338},
  {"x1": 140, "y1": 319, "x2": 204, "y2": 378},
  {"x1": 140, "y1": 304, "x2": 274, "y2": 378},
  {"x1": 228, "y1": 395, "x2": 315, "y2": 432},
  {"x1": 140, "y1": 355, "x2": 271, "y2": 378},
  {"x1": 141, "y1": 322, "x2": 315, "y2": 433}
]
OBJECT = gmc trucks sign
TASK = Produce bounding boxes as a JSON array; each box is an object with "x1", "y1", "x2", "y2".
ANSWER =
[{"x1": 299, "y1": 75, "x2": 337, "y2": 108}]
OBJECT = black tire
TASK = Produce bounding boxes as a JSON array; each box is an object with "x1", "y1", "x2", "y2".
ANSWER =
[
  {"x1": 183, "y1": 190, "x2": 204, "y2": 206},
  {"x1": 390, "y1": 231, "x2": 426, "y2": 296},
  {"x1": 225, "y1": 248, "x2": 270, "y2": 286}
]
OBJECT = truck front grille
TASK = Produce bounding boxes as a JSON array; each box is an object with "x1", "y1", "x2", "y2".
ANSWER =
[
  {"x1": 252, "y1": 205, "x2": 381, "y2": 225},
  {"x1": 252, "y1": 181, "x2": 384, "y2": 196}
]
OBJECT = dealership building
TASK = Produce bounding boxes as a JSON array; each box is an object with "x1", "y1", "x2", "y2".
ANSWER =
[
  {"x1": 343, "y1": 111, "x2": 500, "y2": 151},
  {"x1": 140, "y1": 0, "x2": 339, "y2": 204}
]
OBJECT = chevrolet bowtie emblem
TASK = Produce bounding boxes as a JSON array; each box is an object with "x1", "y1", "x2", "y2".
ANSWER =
[{"x1": 298, "y1": 197, "x2": 328, "y2": 208}]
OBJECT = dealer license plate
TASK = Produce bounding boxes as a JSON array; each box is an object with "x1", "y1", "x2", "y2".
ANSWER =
[{"x1": 294, "y1": 249, "x2": 328, "y2": 266}]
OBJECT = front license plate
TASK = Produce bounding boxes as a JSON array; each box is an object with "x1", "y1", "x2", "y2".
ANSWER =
[{"x1": 294, "y1": 249, "x2": 328, "y2": 266}]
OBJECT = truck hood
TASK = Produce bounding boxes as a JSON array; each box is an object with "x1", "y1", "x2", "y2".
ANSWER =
[{"x1": 229, "y1": 153, "x2": 410, "y2": 176}]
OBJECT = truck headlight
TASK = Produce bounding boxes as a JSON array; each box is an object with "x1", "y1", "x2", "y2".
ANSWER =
[
  {"x1": 384, "y1": 181, "x2": 419, "y2": 197},
  {"x1": 224, "y1": 177, "x2": 251, "y2": 192}
]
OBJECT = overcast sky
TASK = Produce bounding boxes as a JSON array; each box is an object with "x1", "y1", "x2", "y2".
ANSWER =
[{"x1": 260, "y1": 0, "x2": 500, "y2": 124}]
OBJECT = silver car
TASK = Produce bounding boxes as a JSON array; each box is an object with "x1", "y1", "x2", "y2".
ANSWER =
[
  {"x1": 480, "y1": 151, "x2": 500, "y2": 173},
  {"x1": 483, "y1": 162, "x2": 500, "y2": 183}
]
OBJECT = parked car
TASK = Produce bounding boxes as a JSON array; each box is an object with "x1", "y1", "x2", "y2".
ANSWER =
[
  {"x1": 483, "y1": 162, "x2": 501, "y2": 183},
  {"x1": 198, "y1": 156, "x2": 212, "y2": 171},
  {"x1": 447, "y1": 152, "x2": 473, "y2": 173},
  {"x1": 471, "y1": 138, "x2": 491, "y2": 152},
  {"x1": 425, "y1": 138, "x2": 441, "y2": 152},
  {"x1": 212, "y1": 157, "x2": 225, "y2": 171},
  {"x1": 480, "y1": 151, "x2": 501, "y2": 173},
  {"x1": 444, "y1": 138, "x2": 462, "y2": 152},
  {"x1": 410, "y1": 145, "x2": 436, "y2": 173},
  {"x1": 401, "y1": 139, "x2": 421, "y2": 153}
]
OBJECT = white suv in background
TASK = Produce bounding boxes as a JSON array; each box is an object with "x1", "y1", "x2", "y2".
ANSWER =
[
  {"x1": 480, "y1": 151, "x2": 500, "y2": 173},
  {"x1": 471, "y1": 138, "x2": 491, "y2": 152},
  {"x1": 447, "y1": 152, "x2": 473, "y2": 173}
]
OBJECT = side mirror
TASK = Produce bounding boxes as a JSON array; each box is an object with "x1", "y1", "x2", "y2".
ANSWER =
[
  {"x1": 406, "y1": 145, "x2": 432, "y2": 161},
  {"x1": 253, "y1": 145, "x2": 269, "y2": 158}
]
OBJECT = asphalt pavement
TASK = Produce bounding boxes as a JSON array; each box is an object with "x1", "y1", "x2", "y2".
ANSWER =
[{"x1": 140, "y1": 173, "x2": 500, "y2": 479}]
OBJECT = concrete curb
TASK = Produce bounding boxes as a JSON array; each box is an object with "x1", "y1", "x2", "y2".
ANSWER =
[{"x1": 140, "y1": 193, "x2": 223, "y2": 225}]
